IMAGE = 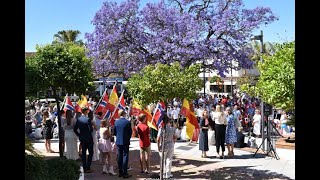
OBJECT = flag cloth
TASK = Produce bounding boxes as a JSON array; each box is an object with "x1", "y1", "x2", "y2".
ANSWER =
[
  {"x1": 130, "y1": 98, "x2": 143, "y2": 116},
  {"x1": 143, "y1": 108, "x2": 157, "y2": 130},
  {"x1": 75, "y1": 95, "x2": 88, "y2": 112},
  {"x1": 110, "y1": 91, "x2": 126, "y2": 123},
  {"x1": 151, "y1": 102, "x2": 166, "y2": 129},
  {"x1": 63, "y1": 96, "x2": 74, "y2": 112},
  {"x1": 108, "y1": 85, "x2": 119, "y2": 126},
  {"x1": 95, "y1": 90, "x2": 110, "y2": 117},
  {"x1": 181, "y1": 98, "x2": 199, "y2": 140},
  {"x1": 130, "y1": 99, "x2": 157, "y2": 130}
]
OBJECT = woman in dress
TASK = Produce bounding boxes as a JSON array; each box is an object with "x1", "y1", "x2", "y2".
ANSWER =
[
  {"x1": 199, "y1": 109, "x2": 209, "y2": 158},
  {"x1": 225, "y1": 107, "x2": 237, "y2": 158},
  {"x1": 42, "y1": 110, "x2": 54, "y2": 153},
  {"x1": 64, "y1": 109, "x2": 79, "y2": 160},
  {"x1": 89, "y1": 110, "x2": 100, "y2": 162},
  {"x1": 98, "y1": 120, "x2": 117, "y2": 175},
  {"x1": 252, "y1": 109, "x2": 261, "y2": 137}
]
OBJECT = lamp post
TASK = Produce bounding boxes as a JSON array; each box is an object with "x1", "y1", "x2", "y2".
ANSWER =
[
  {"x1": 251, "y1": 30, "x2": 265, "y2": 150},
  {"x1": 203, "y1": 60, "x2": 206, "y2": 97}
]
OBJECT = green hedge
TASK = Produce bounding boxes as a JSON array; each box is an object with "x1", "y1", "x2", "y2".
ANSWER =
[{"x1": 25, "y1": 155, "x2": 80, "y2": 180}]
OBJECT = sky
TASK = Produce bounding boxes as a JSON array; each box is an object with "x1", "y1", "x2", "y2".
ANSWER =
[{"x1": 25, "y1": 0, "x2": 295, "y2": 52}]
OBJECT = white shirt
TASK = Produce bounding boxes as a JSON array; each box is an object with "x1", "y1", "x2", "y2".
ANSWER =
[
  {"x1": 253, "y1": 114, "x2": 261, "y2": 135},
  {"x1": 197, "y1": 108, "x2": 203, "y2": 118},
  {"x1": 171, "y1": 108, "x2": 180, "y2": 119}
]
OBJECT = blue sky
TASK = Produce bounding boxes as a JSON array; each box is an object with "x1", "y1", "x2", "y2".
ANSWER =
[{"x1": 26, "y1": 0, "x2": 295, "y2": 52}]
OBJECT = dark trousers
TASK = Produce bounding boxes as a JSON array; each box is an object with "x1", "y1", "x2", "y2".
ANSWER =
[
  {"x1": 81, "y1": 140, "x2": 93, "y2": 170},
  {"x1": 215, "y1": 124, "x2": 226, "y2": 153},
  {"x1": 117, "y1": 144, "x2": 130, "y2": 175}
]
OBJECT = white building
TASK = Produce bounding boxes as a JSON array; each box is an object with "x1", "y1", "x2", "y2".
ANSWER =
[{"x1": 197, "y1": 62, "x2": 259, "y2": 97}]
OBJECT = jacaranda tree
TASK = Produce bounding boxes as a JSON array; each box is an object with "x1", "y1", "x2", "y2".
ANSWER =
[{"x1": 86, "y1": 0, "x2": 277, "y2": 77}]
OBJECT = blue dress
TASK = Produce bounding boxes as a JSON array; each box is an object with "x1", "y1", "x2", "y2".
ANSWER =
[{"x1": 225, "y1": 114, "x2": 237, "y2": 144}]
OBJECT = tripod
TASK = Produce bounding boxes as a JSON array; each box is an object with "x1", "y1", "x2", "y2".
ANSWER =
[{"x1": 252, "y1": 119, "x2": 280, "y2": 160}]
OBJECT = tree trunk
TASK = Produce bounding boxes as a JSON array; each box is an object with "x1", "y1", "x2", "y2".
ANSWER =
[{"x1": 52, "y1": 86, "x2": 63, "y2": 157}]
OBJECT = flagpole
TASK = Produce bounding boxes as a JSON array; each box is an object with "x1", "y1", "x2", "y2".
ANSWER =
[
  {"x1": 93, "y1": 88, "x2": 108, "y2": 113},
  {"x1": 59, "y1": 93, "x2": 68, "y2": 110}
]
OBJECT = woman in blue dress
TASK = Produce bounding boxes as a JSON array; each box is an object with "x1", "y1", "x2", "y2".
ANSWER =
[{"x1": 225, "y1": 107, "x2": 237, "y2": 158}]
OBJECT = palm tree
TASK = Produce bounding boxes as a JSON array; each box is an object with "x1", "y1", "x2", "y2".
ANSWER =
[{"x1": 53, "y1": 30, "x2": 84, "y2": 45}]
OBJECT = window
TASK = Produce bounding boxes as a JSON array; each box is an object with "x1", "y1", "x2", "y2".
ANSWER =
[
  {"x1": 226, "y1": 85, "x2": 232, "y2": 93},
  {"x1": 210, "y1": 85, "x2": 223, "y2": 92}
]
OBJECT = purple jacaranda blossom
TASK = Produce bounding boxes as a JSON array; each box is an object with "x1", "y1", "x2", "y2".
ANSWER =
[{"x1": 86, "y1": 0, "x2": 277, "y2": 77}]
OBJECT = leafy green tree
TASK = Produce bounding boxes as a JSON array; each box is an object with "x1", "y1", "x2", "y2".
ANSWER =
[
  {"x1": 126, "y1": 62, "x2": 202, "y2": 178},
  {"x1": 126, "y1": 62, "x2": 203, "y2": 107},
  {"x1": 53, "y1": 30, "x2": 84, "y2": 45},
  {"x1": 34, "y1": 42, "x2": 93, "y2": 95},
  {"x1": 258, "y1": 41, "x2": 295, "y2": 110},
  {"x1": 25, "y1": 56, "x2": 47, "y2": 97},
  {"x1": 240, "y1": 41, "x2": 295, "y2": 111},
  {"x1": 29, "y1": 42, "x2": 93, "y2": 157}
]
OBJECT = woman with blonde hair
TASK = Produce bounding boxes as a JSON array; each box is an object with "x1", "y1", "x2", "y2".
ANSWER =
[
  {"x1": 212, "y1": 105, "x2": 227, "y2": 159},
  {"x1": 98, "y1": 120, "x2": 117, "y2": 175},
  {"x1": 42, "y1": 110, "x2": 54, "y2": 153}
]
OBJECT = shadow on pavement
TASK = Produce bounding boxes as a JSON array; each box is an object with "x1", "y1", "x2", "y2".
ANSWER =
[{"x1": 210, "y1": 166, "x2": 293, "y2": 180}]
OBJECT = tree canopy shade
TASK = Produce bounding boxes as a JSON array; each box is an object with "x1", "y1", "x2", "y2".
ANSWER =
[
  {"x1": 25, "y1": 43, "x2": 94, "y2": 96},
  {"x1": 126, "y1": 62, "x2": 203, "y2": 107},
  {"x1": 85, "y1": 0, "x2": 277, "y2": 77},
  {"x1": 240, "y1": 41, "x2": 295, "y2": 111}
]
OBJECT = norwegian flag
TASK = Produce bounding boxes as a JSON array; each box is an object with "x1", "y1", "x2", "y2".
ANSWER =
[
  {"x1": 63, "y1": 96, "x2": 74, "y2": 111},
  {"x1": 151, "y1": 102, "x2": 166, "y2": 129},
  {"x1": 95, "y1": 90, "x2": 110, "y2": 117},
  {"x1": 110, "y1": 91, "x2": 126, "y2": 123}
]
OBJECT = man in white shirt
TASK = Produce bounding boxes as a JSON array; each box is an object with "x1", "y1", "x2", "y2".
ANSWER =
[{"x1": 171, "y1": 106, "x2": 180, "y2": 127}]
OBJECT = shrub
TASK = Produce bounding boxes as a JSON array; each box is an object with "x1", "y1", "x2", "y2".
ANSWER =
[
  {"x1": 25, "y1": 155, "x2": 81, "y2": 180},
  {"x1": 25, "y1": 155, "x2": 48, "y2": 180},
  {"x1": 46, "y1": 157, "x2": 81, "y2": 180}
]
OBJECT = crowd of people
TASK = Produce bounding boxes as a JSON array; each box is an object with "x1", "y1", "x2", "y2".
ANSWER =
[{"x1": 25, "y1": 92, "x2": 293, "y2": 178}]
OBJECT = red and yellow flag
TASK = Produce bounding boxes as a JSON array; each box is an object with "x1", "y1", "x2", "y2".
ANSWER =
[
  {"x1": 130, "y1": 99, "x2": 157, "y2": 130},
  {"x1": 181, "y1": 98, "x2": 199, "y2": 139},
  {"x1": 75, "y1": 95, "x2": 88, "y2": 112}
]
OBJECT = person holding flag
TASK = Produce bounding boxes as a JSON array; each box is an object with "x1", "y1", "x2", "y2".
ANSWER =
[{"x1": 157, "y1": 112, "x2": 176, "y2": 179}]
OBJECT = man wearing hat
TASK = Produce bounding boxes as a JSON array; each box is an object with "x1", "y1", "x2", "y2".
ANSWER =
[{"x1": 74, "y1": 106, "x2": 94, "y2": 173}]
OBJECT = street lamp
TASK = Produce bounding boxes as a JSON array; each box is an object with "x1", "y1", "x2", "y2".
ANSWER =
[{"x1": 250, "y1": 30, "x2": 265, "y2": 150}]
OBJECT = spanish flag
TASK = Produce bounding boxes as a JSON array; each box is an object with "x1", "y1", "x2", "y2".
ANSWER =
[
  {"x1": 75, "y1": 95, "x2": 88, "y2": 112},
  {"x1": 108, "y1": 84, "x2": 119, "y2": 125},
  {"x1": 181, "y1": 98, "x2": 199, "y2": 139},
  {"x1": 131, "y1": 99, "x2": 157, "y2": 130}
]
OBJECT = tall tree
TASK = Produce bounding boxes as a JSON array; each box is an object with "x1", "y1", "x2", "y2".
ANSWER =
[
  {"x1": 53, "y1": 30, "x2": 84, "y2": 45},
  {"x1": 86, "y1": 0, "x2": 277, "y2": 77},
  {"x1": 240, "y1": 41, "x2": 295, "y2": 111},
  {"x1": 27, "y1": 42, "x2": 94, "y2": 157},
  {"x1": 126, "y1": 62, "x2": 202, "y2": 179}
]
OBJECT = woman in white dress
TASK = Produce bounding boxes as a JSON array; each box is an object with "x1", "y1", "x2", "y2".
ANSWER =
[
  {"x1": 89, "y1": 111, "x2": 100, "y2": 162},
  {"x1": 63, "y1": 110, "x2": 79, "y2": 160},
  {"x1": 252, "y1": 109, "x2": 261, "y2": 137}
]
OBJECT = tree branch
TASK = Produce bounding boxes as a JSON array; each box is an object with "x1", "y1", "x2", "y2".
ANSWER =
[{"x1": 172, "y1": 0, "x2": 184, "y2": 13}]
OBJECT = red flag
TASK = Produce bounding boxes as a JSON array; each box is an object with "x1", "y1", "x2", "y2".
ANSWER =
[
  {"x1": 110, "y1": 91, "x2": 126, "y2": 124},
  {"x1": 151, "y1": 102, "x2": 166, "y2": 129},
  {"x1": 95, "y1": 91, "x2": 109, "y2": 117},
  {"x1": 63, "y1": 96, "x2": 74, "y2": 112}
]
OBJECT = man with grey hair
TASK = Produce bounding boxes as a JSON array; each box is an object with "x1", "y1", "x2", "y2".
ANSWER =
[{"x1": 114, "y1": 109, "x2": 132, "y2": 178}]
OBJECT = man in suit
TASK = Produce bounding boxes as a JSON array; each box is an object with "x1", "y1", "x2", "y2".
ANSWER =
[
  {"x1": 114, "y1": 109, "x2": 132, "y2": 178},
  {"x1": 73, "y1": 107, "x2": 94, "y2": 173}
]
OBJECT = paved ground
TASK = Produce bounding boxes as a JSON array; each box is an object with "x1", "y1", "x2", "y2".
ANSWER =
[{"x1": 32, "y1": 137, "x2": 295, "y2": 180}]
